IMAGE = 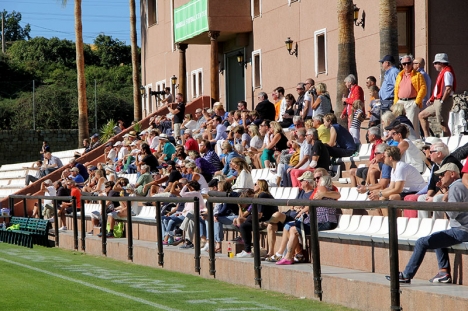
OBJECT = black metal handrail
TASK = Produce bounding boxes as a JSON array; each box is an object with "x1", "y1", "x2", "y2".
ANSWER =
[{"x1": 8, "y1": 193, "x2": 468, "y2": 311}]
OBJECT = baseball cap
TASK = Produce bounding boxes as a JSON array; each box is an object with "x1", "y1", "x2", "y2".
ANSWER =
[
  {"x1": 435, "y1": 163, "x2": 460, "y2": 176},
  {"x1": 297, "y1": 171, "x2": 314, "y2": 181},
  {"x1": 384, "y1": 120, "x2": 401, "y2": 131},
  {"x1": 379, "y1": 55, "x2": 395, "y2": 63}
]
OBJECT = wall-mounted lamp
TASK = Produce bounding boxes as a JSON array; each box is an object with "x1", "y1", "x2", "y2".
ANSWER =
[
  {"x1": 236, "y1": 51, "x2": 248, "y2": 69},
  {"x1": 285, "y1": 37, "x2": 298, "y2": 57},
  {"x1": 171, "y1": 75, "x2": 178, "y2": 86},
  {"x1": 139, "y1": 85, "x2": 146, "y2": 97},
  {"x1": 353, "y1": 4, "x2": 365, "y2": 29}
]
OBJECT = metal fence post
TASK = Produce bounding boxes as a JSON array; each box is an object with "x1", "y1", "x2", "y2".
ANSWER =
[
  {"x1": 207, "y1": 201, "x2": 216, "y2": 277},
  {"x1": 308, "y1": 204, "x2": 323, "y2": 301},
  {"x1": 155, "y1": 201, "x2": 164, "y2": 267},
  {"x1": 251, "y1": 203, "x2": 262, "y2": 287},
  {"x1": 53, "y1": 199, "x2": 59, "y2": 247},
  {"x1": 194, "y1": 197, "x2": 201, "y2": 274},
  {"x1": 9, "y1": 197, "x2": 14, "y2": 216},
  {"x1": 37, "y1": 198, "x2": 42, "y2": 219},
  {"x1": 388, "y1": 204, "x2": 402, "y2": 311},
  {"x1": 127, "y1": 199, "x2": 134, "y2": 261},
  {"x1": 101, "y1": 200, "x2": 107, "y2": 256},
  {"x1": 80, "y1": 199, "x2": 86, "y2": 251},
  {"x1": 72, "y1": 197, "x2": 78, "y2": 251}
]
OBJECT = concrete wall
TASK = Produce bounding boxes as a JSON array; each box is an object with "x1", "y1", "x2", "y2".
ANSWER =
[{"x1": 0, "y1": 130, "x2": 79, "y2": 167}]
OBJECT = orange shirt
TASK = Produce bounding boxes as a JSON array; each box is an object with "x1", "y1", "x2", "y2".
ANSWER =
[
  {"x1": 398, "y1": 72, "x2": 417, "y2": 99},
  {"x1": 274, "y1": 100, "x2": 282, "y2": 121}
]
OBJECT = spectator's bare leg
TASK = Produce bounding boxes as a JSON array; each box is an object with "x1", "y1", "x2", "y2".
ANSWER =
[{"x1": 266, "y1": 223, "x2": 278, "y2": 257}]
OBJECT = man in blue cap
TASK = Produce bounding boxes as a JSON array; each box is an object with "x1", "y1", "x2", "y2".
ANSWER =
[{"x1": 379, "y1": 54, "x2": 399, "y2": 113}]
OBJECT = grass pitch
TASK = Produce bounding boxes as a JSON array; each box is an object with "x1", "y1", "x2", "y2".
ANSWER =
[{"x1": 0, "y1": 243, "x2": 355, "y2": 310}]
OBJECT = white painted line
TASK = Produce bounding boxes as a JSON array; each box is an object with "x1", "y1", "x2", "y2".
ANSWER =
[{"x1": 0, "y1": 257, "x2": 180, "y2": 311}]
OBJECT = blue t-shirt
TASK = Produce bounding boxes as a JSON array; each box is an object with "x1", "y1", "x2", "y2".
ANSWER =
[{"x1": 381, "y1": 164, "x2": 392, "y2": 180}]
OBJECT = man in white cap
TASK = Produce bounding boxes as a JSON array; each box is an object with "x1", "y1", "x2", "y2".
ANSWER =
[
  {"x1": 419, "y1": 53, "x2": 457, "y2": 137},
  {"x1": 387, "y1": 162, "x2": 468, "y2": 284}
]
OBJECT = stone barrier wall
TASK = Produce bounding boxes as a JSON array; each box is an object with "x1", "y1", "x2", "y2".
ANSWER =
[{"x1": 0, "y1": 130, "x2": 79, "y2": 166}]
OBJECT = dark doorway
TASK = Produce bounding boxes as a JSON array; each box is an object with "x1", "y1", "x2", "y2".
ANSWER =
[{"x1": 225, "y1": 50, "x2": 246, "y2": 111}]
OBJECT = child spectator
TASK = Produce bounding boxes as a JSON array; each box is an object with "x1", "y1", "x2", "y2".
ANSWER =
[{"x1": 350, "y1": 100, "x2": 365, "y2": 147}]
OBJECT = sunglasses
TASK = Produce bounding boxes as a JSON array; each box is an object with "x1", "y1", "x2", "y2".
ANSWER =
[
  {"x1": 401, "y1": 62, "x2": 412, "y2": 66},
  {"x1": 430, "y1": 150, "x2": 438, "y2": 154},
  {"x1": 374, "y1": 152, "x2": 382, "y2": 155},
  {"x1": 314, "y1": 176, "x2": 321, "y2": 181}
]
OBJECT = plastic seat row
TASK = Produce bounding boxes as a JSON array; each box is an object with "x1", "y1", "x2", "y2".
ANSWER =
[
  {"x1": 118, "y1": 174, "x2": 138, "y2": 185},
  {"x1": 337, "y1": 187, "x2": 368, "y2": 201},
  {"x1": 251, "y1": 168, "x2": 277, "y2": 186},
  {"x1": 269, "y1": 187, "x2": 300, "y2": 200},
  {"x1": 318, "y1": 214, "x2": 466, "y2": 249},
  {"x1": 338, "y1": 143, "x2": 371, "y2": 163},
  {"x1": 0, "y1": 161, "x2": 35, "y2": 172}
]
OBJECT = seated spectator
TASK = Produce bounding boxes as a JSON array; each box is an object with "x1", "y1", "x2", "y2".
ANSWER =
[
  {"x1": 232, "y1": 126, "x2": 251, "y2": 151},
  {"x1": 145, "y1": 161, "x2": 182, "y2": 196},
  {"x1": 276, "y1": 174, "x2": 339, "y2": 265},
  {"x1": 82, "y1": 169, "x2": 107, "y2": 196},
  {"x1": 368, "y1": 146, "x2": 426, "y2": 211},
  {"x1": 183, "y1": 129, "x2": 199, "y2": 152},
  {"x1": 184, "y1": 162, "x2": 209, "y2": 194},
  {"x1": 89, "y1": 133, "x2": 101, "y2": 151},
  {"x1": 232, "y1": 189, "x2": 255, "y2": 228},
  {"x1": 82, "y1": 138, "x2": 92, "y2": 154},
  {"x1": 275, "y1": 140, "x2": 300, "y2": 186},
  {"x1": 231, "y1": 157, "x2": 254, "y2": 191},
  {"x1": 156, "y1": 134, "x2": 176, "y2": 163},
  {"x1": 199, "y1": 139, "x2": 223, "y2": 171},
  {"x1": 404, "y1": 142, "x2": 462, "y2": 219},
  {"x1": 138, "y1": 143, "x2": 159, "y2": 172},
  {"x1": 265, "y1": 170, "x2": 315, "y2": 262},
  {"x1": 215, "y1": 141, "x2": 242, "y2": 179},
  {"x1": 134, "y1": 165, "x2": 153, "y2": 196},
  {"x1": 41, "y1": 151, "x2": 63, "y2": 177},
  {"x1": 389, "y1": 124, "x2": 426, "y2": 173},
  {"x1": 69, "y1": 167, "x2": 85, "y2": 186},
  {"x1": 248, "y1": 120, "x2": 271, "y2": 169},
  {"x1": 57, "y1": 180, "x2": 81, "y2": 231},
  {"x1": 356, "y1": 143, "x2": 391, "y2": 194},
  {"x1": 312, "y1": 115, "x2": 330, "y2": 144},
  {"x1": 24, "y1": 160, "x2": 43, "y2": 186},
  {"x1": 68, "y1": 158, "x2": 89, "y2": 181},
  {"x1": 281, "y1": 128, "x2": 309, "y2": 187},
  {"x1": 349, "y1": 126, "x2": 383, "y2": 187},
  {"x1": 289, "y1": 128, "x2": 330, "y2": 187},
  {"x1": 324, "y1": 113, "x2": 357, "y2": 158},
  {"x1": 32, "y1": 179, "x2": 56, "y2": 219},
  {"x1": 90, "y1": 181, "x2": 121, "y2": 235},
  {"x1": 99, "y1": 184, "x2": 128, "y2": 238},
  {"x1": 260, "y1": 121, "x2": 289, "y2": 169},
  {"x1": 236, "y1": 180, "x2": 278, "y2": 258}
]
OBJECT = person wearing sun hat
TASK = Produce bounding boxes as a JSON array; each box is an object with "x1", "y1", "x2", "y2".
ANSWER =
[
  {"x1": 419, "y1": 53, "x2": 457, "y2": 137},
  {"x1": 157, "y1": 133, "x2": 176, "y2": 162},
  {"x1": 387, "y1": 162, "x2": 468, "y2": 284}
]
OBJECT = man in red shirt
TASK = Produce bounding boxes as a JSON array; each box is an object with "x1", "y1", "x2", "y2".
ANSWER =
[
  {"x1": 58, "y1": 180, "x2": 81, "y2": 231},
  {"x1": 183, "y1": 129, "x2": 199, "y2": 152}
]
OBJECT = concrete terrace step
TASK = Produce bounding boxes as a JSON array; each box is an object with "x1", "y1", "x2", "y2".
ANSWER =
[{"x1": 56, "y1": 232, "x2": 468, "y2": 311}]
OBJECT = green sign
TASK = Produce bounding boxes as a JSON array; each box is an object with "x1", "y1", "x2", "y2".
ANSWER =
[{"x1": 174, "y1": 0, "x2": 208, "y2": 43}]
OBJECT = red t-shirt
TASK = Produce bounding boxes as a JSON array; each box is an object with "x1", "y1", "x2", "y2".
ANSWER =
[
  {"x1": 184, "y1": 137, "x2": 199, "y2": 152},
  {"x1": 309, "y1": 185, "x2": 338, "y2": 200},
  {"x1": 70, "y1": 187, "x2": 81, "y2": 209}
]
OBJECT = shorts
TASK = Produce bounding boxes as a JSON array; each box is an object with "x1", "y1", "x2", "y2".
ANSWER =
[
  {"x1": 423, "y1": 98, "x2": 453, "y2": 124},
  {"x1": 399, "y1": 191, "x2": 418, "y2": 200},
  {"x1": 173, "y1": 123, "x2": 181, "y2": 138},
  {"x1": 65, "y1": 207, "x2": 81, "y2": 214},
  {"x1": 356, "y1": 167, "x2": 369, "y2": 180}
]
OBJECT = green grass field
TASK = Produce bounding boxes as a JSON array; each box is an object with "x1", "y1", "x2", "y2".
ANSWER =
[{"x1": 0, "y1": 243, "x2": 356, "y2": 310}]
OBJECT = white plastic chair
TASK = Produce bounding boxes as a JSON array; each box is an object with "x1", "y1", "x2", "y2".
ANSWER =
[
  {"x1": 318, "y1": 214, "x2": 352, "y2": 239},
  {"x1": 398, "y1": 218, "x2": 425, "y2": 245},
  {"x1": 346, "y1": 187, "x2": 359, "y2": 201},
  {"x1": 447, "y1": 136, "x2": 461, "y2": 152},
  {"x1": 338, "y1": 187, "x2": 350, "y2": 201}
]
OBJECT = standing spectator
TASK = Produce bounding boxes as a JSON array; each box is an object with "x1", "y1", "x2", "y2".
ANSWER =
[
  {"x1": 366, "y1": 76, "x2": 377, "y2": 89},
  {"x1": 394, "y1": 55, "x2": 427, "y2": 135},
  {"x1": 419, "y1": 53, "x2": 456, "y2": 137},
  {"x1": 349, "y1": 100, "x2": 365, "y2": 147},
  {"x1": 278, "y1": 94, "x2": 295, "y2": 128},
  {"x1": 166, "y1": 93, "x2": 185, "y2": 141},
  {"x1": 302, "y1": 78, "x2": 316, "y2": 120},
  {"x1": 238, "y1": 100, "x2": 247, "y2": 111},
  {"x1": 312, "y1": 82, "x2": 333, "y2": 117},
  {"x1": 255, "y1": 92, "x2": 275, "y2": 121},
  {"x1": 294, "y1": 83, "x2": 306, "y2": 116},
  {"x1": 274, "y1": 87, "x2": 287, "y2": 122},
  {"x1": 341, "y1": 74, "x2": 365, "y2": 128},
  {"x1": 379, "y1": 55, "x2": 400, "y2": 113},
  {"x1": 39, "y1": 140, "x2": 50, "y2": 160},
  {"x1": 159, "y1": 87, "x2": 173, "y2": 104},
  {"x1": 413, "y1": 57, "x2": 432, "y2": 107},
  {"x1": 387, "y1": 163, "x2": 468, "y2": 284},
  {"x1": 368, "y1": 86, "x2": 381, "y2": 127}
]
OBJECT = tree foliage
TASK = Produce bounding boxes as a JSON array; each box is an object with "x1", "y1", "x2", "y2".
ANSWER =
[
  {"x1": 0, "y1": 34, "x2": 139, "y2": 131},
  {"x1": 1, "y1": 10, "x2": 31, "y2": 46}
]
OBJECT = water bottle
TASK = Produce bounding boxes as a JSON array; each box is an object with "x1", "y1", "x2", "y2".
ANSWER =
[{"x1": 227, "y1": 242, "x2": 232, "y2": 258}]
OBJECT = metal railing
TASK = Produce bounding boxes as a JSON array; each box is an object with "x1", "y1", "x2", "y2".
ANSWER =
[{"x1": 7, "y1": 194, "x2": 468, "y2": 311}]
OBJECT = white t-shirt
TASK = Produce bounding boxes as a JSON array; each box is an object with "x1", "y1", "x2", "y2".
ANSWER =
[
  {"x1": 107, "y1": 149, "x2": 117, "y2": 162},
  {"x1": 118, "y1": 147, "x2": 129, "y2": 161},
  {"x1": 250, "y1": 136, "x2": 263, "y2": 149},
  {"x1": 433, "y1": 71, "x2": 454, "y2": 97},
  {"x1": 298, "y1": 141, "x2": 311, "y2": 169},
  {"x1": 303, "y1": 91, "x2": 316, "y2": 117},
  {"x1": 401, "y1": 139, "x2": 425, "y2": 173},
  {"x1": 391, "y1": 161, "x2": 427, "y2": 193},
  {"x1": 150, "y1": 136, "x2": 159, "y2": 150},
  {"x1": 233, "y1": 170, "x2": 254, "y2": 191},
  {"x1": 184, "y1": 120, "x2": 198, "y2": 131},
  {"x1": 44, "y1": 185, "x2": 56, "y2": 205}
]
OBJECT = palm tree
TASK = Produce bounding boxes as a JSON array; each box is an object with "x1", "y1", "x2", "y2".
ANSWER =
[
  {"x1": 336, "y1": 0, "x2": 357, "y2": 126},
  {"x1": 379, "y1": 0, "x2": 398, "y2": 71},
  {"x1": 129, "y1": 0, "x2": 141, "y2": 121},
  {"x1": 61, "y1": 0, "x2": 89, "y2": 145}
]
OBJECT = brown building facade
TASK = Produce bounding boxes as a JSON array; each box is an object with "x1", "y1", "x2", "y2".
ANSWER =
[{"x1": 140, "y1": 0, "x2": 468, "y2": 117}]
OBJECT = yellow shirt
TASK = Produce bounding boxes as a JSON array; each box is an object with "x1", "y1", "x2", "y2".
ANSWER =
[{"x1": 317, "y1": 124, "x2": 330, "y2": 144}]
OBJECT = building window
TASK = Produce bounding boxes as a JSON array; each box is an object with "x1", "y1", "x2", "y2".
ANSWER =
[
  {"x1": 288, "y1": 0, "x2": 300, "y2": 6},
  {"x1": 147, "y1": 0, "x2": 158, "y2": 26},
  {"x1": 252, "y1": 50, "x2": 262, "y2": 89},
  {"x1": 314, "y1": 28, "x2": 327, "y2": 77},
  {"x1": 154, "y1": 80, "x2": 166, "y2": 108},
  {"x1": 397, "y1": 7, "x2": 412, "y2": 55},
  {"x1": 251, "y1": 0, "x2": 261, "y2": 19},
  {"x1": 191, "y1": 69, "x2": 203, "y2": 98}
]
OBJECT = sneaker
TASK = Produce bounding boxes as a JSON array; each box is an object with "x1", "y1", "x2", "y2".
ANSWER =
[
  {"x1": 276, "y1": 258, "x2": 294, "y2": 265},
  {"x1": 179, "y1": 242, "x2": 194, "y2": 249},
  {"x1": 87, "y1": 230, "x2": 93, "y2": 236},
  {"x1": 201, "y1": 243, "x2": 209, "y2": 252},
  {"x1": 59, "y1": 226, "x2": 67, "y2": 231},
  {"x1": 236, "y1": 250, "x2": 253, "y2": 258},
  {"x1": 385, "y1": 272, "x2": 411, "y2": 283},
  {"x1": 97, "y1": 232, "x2": 103, "y2": 237},
  {"x1": 168, "y1": 236, "x2": 174, "y2": 245},
  {"x1": 106, "y1": 232, "x2": 114, "y2": 238},
  {"x1": 231, "y1": 236, "x2": 243, "y2": 243},
  {"x1": 429, "y1": 272, "x2": 452, "y2": 283}
]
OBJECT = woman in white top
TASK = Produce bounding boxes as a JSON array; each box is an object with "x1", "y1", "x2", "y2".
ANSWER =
[
  {"x1": 231, "y1": 157, "x2": 254, "y2": 191},
  {"x1": 391, "y1": 124, "x2": 425, "y2": 173},
  {"x1": 247, "y1": 124, "x2": 264, "y2": 150},
  {"x1": 185, "y1": 162, "x2": 209, "y2": 194}
]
